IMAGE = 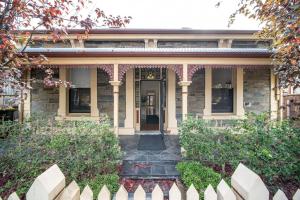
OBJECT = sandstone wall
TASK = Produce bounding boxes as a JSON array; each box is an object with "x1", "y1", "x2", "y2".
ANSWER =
[
  {"x1": 30, "y1": 69, "x2": 59, "y2": 116},
  {"x1": 243, "y1": 69, "x2": 270, "y2": 113}
]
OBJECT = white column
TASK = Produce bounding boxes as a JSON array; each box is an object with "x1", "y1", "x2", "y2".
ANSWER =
[
  {"x1": 57, "y1": 68, "x2": 67, "y2": 118},
  {"x1": 203, "y1": 68, "x2": 212, "y2": 117},
  {"x1": 124, "y1": 69, "x2": 135, "y2": 133},
  {"x1": 179, "y1": 81, "x2": 191, "y2": 120},
  {"x1": 180, "y1": 64, "x2": 191, "y2": 120},
  {"x1": 90, "y1": 68, "x2": 99, "y2": 118},
  {"x1": 167, "y1": 70, "x2": 178, "y2": 134},
  {"x1": 270, "y1": 69, "x2": 278, "y2": 119},
  {"x1": 24, "y1": 70, "x2": 31, "y2": 118},
  {"x1": 110, "y1": 81, "x2": 121, "y2": 135},
  {"x1": 110, "y1": 64, "x2": 120, "y2": 135},
  {"x1": 279, "y1": 88, "x2": 284, "y2": 121},
  {"x1": 236, "y1": 67, "x2": 245, "y2": 116}
]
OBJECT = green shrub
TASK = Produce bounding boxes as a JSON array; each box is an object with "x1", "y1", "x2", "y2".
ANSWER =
[
  {"x1": 0, "y1": 120, "x2": 27, "y2": 138},
  {"x1": 179, "y1": 113, "x2": 300, "y2": 191},
  {"x1": 179, "y1": 117, "x2": 239, "y2": 173},
  {"x1": 0, "y1": 114, "x2": 121, "y2": 199},
  {"x1": 176, "y1": 161, "x2": 221, "y2": 192},
  {"x1": 80, "y1": 173, "x2": 120, "y2": 194},
  {"x1": 232, "y1": 113, "x2": 300, "y2": 184}
]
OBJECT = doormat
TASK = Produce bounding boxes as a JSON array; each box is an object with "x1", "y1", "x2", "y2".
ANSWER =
[{"x1": 137, "y1": 135, "x2": 166, "y2": 150}]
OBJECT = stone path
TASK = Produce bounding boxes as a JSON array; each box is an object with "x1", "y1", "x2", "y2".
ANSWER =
[
  {"x1": 119, "y1": 135, "x2": 181, "y2": 179},
  {"x1": 122, "y1": 160, "x2": 179, "y2": 179}
]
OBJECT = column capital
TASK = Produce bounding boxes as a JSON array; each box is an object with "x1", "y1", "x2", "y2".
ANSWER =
[
  {"x1": 109, "y1": 81, "x2": 121, "y2": 86},
  {"x1": 110, "y1": 81, "x2": 121, "y2": 93},
  {"x1": 178, "y1": 81, "x2": 192, "y2": 87}
]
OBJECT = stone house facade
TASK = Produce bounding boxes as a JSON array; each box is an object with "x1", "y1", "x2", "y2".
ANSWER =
[{"x1": 23, "y1": 29, "x2": 279, "y2": 134}]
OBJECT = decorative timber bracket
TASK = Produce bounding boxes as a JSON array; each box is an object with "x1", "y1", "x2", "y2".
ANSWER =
[{"x1": 118, "y1": 64, "x2": 183, "y2": 82}]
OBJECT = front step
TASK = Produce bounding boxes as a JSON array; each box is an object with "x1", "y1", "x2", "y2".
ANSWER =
[{"x1": 121, "y1": 160, "x2": 180, "y2": 179}]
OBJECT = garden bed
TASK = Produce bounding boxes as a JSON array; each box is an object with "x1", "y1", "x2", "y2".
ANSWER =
[
  {"x1": 0, "y1": 114, "x2": 121, "y2": 199},
  {"x1": 178, "y1": 113, "x2": 300, "y2": 198}
]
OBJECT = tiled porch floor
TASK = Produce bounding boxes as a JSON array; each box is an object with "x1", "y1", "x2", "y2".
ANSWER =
[{"x1": 119, "y1": 135, "x2": 181, "y2": 178}]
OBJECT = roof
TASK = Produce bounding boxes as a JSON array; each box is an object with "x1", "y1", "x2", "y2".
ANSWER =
[
  {"x1": 16, "y1": 28, "x2": 259, "y2": 35},
  {"x1": 24, "y1": 47, "x2": 272, "y2": 58}
]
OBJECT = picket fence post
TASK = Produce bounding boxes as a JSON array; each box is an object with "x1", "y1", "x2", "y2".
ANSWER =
[
  {"x1": 186, "y1": 184, "x2": 199, "y2": 200},
  {"x1": 273, "y1": 189, "x2": 288, "y2": 200},
  {"x1": 7, "y1": 192, "x2": 20, "y2": 200},
  {"x1": 204, "y1": 184, "x2": 217, "y2": 200},
  {"x1": 26, "y1": 164, "x2": 65, "y2": 200},
  {"x1": 293, "y1": 189, "x2": 300, "y2": 200},
  {"x1": 115, "y1": 185, "x2": 128, "y2": 200},
  {"x1": 231, "y1": 163, "x2": 269, "y2": 200},
  {"x1": 133, "y1": 185, "x2": 146, "y2": 200},
  {"x1": 98, "y1": 185, "x2": 111, "y2": 200},
  {"x1": 80, "y1": 185, "x2": 93, "y2": 200},
  {"x1": 169, "y1": 183, "x2": 181, "y2": 200},
  {"x1": 152, "y1": 184, "x2": 164, "y2": 200},
  {"x1": 59, "y1": 180, "x2": 80, "y2": 200},
  {"x1": 217, "y1": 179, "x2": 236, "y2": 200}
]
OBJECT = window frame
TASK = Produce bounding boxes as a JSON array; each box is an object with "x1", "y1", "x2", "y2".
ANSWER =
[
  {"x1": 211, "y1": 68, "x2": 235, "y2": 114},
  {"x1": 67, "y1": 68, "x2": 91, "y2": 114}
]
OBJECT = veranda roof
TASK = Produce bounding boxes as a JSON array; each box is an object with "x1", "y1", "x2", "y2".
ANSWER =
[
  {"x1": 16, "y1": 28, "x2": 260, "y2": 35},
  {"x1": 24, "y1": 47, "x2": 272, "y2": 58}
]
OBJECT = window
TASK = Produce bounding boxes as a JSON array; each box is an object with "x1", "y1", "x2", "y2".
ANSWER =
[
  {"x1": 84, "y1": 40, "x2": 145, "y2": 48},
  {"x1": 69, "y1": 69, "x2": 91, "y2": 113},
  {"x1": 29, "y1": 40, "x2": 71, "y2": 48},
  {"x1": 212, "y1": 69, "x2": 234, "y2": 113},
  {"x1": 0, "y1": 85, "x2": 17, "y2": 107},
  {"x1": 231, "y1": 40, "x2": 270, "y2": 48},
  {"x1": 69, "y1": 88, "x2": 90, "y2": 113},
  {"x1": 157, "y1": 40, "x2": 218, "y2": 48}
]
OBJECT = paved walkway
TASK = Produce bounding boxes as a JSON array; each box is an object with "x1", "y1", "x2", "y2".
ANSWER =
[{"x1": 119, "y1": 135, "x2": 181, "y2": 179}]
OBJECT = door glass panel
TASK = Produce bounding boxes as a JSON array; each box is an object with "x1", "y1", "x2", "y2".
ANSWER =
[
  {"x1": 135, "y1": 81, "x2": 140, "y2": 107},
  {"x1": 135, "y1": 68, "x2": 140, "y2": 80},
  {"x1": 141, "y1": 68, "x2": 161, "y2": 80},
  {"x1": 162, "y1": 68, "x2": 167, "y2": 79}
]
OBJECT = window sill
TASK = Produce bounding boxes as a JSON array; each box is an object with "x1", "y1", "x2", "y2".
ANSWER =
[
  {"x1": 202, "y1": 114, "x2": 244, "y2": 120},
  {"x1": 68, "y1": 113, "x2": 91, "y2": 116},
  {"x1": 55, "y1": 114, "x2": 99, "y2": 121}
]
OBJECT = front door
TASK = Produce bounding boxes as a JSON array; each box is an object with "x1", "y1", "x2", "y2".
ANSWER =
[
  {"x1": 140, "y1": 81, "x2": 160, "y2": 131},
  {"x1": 135, "y1": 68, "x2": 166, "y2": 133}
]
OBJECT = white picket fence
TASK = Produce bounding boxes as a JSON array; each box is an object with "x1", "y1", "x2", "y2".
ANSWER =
[{"x1": 2, "y1": 163, "x2": 300, "y2": 200}]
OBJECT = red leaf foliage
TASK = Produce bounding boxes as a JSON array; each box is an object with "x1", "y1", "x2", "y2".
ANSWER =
[{"x1": 0, "y1": 0, "x2": 131, "y2": 106}]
